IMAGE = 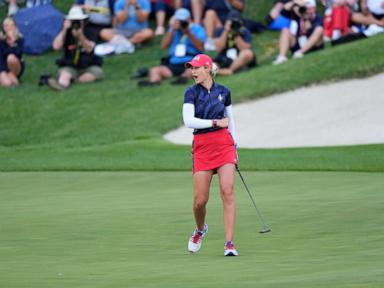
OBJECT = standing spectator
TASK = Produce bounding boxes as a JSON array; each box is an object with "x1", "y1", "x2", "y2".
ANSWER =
[
  {"x1": 174, "y1": 0, "x2": 205, "y2": 24},
  {"x1": 74, "y1": 0, "x2": 116, "y2": 43},
  {"x1": 100, "y1": 0, "x2": 154, "y2": 46},
  {"x1": 273, "y1": 0, "x2": 324, "y2": 65},
  {"x1": 0, "y1": 17, "x2": 24, "y2": 87},
  {"x1": 214, "y1": 10, "x2": 256, "y2": 75},
  {"x1": 203, "y1": 0, "x2": 244, "y2": 51},
  {"x1": 47, "y1": 6, "x2": 105, "y2": 90},
  {"x1": 137, "y1": 8, "x2": 205, "y2": 86}
]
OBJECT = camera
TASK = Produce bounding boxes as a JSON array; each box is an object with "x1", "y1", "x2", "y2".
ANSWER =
[
  {"x1": 231, "y1": 19, "x2": 242, "y2": 32},
  {"x1": 71, "y1": 20, "x2": 81, "y2": 30},
  {"x1": 38, "y1": 73, "x2": 51, "y2": 87},
  {"x1": 293, "y1": 3, "x2": 307, "y2": 16},
  {"x1": 179, "y1": 20, "x2": 189, "y2": 29}
]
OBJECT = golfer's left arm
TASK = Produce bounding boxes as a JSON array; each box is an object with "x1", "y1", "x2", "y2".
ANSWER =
[{"x1": 225, "y1": 105, "x2": 237, "y2": 145}]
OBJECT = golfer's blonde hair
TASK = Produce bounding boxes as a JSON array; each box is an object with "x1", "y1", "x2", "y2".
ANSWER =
[{"x1": 210, "y1": 63, "x2": 218, "y2": 78}]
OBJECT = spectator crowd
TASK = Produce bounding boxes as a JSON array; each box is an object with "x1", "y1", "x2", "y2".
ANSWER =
[{"x1": 0, "y1": 0, "x2": 383, "y2": 89}]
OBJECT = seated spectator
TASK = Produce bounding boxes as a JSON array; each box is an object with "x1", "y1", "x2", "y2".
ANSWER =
[
  {"x1": 6, "y1": 0, "x2": 19, "y2": 16},
  {"x1": 351, "y1": 0, "x2": 384, "y2": 27},
  {"x1": 6, "y1": 0, "x2": 53, "y2": 15},
  {"x1": 150, "y1": 0, "x2": 174, "y2": 36},
  {"x1": 203, "y1": 0, "x2": 244, "y2": 51},
  {"x1": 273, "y1": 0, "x2": 324, "y2": 65},
  {"x1": 214, "y1": 10, "x2": 256, "y2": 75},
  {"x1": 100, "y1": 0, "x2": 154, "y2": 46},
  {"x1": 137, "y1": 8, "x2": 205, "y2": 86},
  {"x1": 74, "y1": 0, "x2": 115, "y2": 43},
  {"x1": 0, "y1": 17, "x2": 24, "y2": 87},
  {"x1": 174, "y1": 0, "x2": 205, "y2": 24},
  {"x1": 266, "y1": 0, "x2": 292, "y2": 30},
  {"x1": 47, "y1": 6, "x2": 105, "y2": 90},
  {"x1": 322, "y1": 0, "x2": 359, "y2": 41}
]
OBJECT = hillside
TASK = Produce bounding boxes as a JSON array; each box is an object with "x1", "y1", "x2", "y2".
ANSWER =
[{"x1": 0, "y1": 1, "x2": 383, "y2": 171}]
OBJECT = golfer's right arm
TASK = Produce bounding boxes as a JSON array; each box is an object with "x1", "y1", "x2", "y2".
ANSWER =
[{"x1": 183, "y1": 103, "x2": 228, "y2": 128}]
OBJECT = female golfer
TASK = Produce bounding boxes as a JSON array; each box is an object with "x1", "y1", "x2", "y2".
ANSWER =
[{"x1": 183, "y1": 54, "x2": 238, "y2": 256}]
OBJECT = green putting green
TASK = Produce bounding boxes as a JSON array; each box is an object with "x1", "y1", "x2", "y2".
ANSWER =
[{"x1": 1, "y1": 171, "x2": 383, "y2": 288}]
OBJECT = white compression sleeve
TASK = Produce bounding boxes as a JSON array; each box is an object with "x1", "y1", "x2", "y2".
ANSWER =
[
  {"x1": 183, "y1": 103, "x2": 213, "y2": 129},
  {"x1": 225, "y1": 105, "x2": 237, "y2": 144}
]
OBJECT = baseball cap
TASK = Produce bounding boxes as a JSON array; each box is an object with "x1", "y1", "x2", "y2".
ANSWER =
[
  {"x1": 185, "y1": 54, "x2": 213, "y2": 69},
  {"x1": 174, "y1": 8, "x2": 191, "y2": 21}
]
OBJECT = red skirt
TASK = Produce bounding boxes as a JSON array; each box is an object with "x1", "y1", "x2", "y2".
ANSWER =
[{"x1": 192, "y1": 128, "x2": 237, "y2": 174}]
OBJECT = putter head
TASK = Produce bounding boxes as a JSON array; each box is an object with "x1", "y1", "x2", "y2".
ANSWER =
[{"x1": 259, "y1": 228, "x2": 271, "y2": 234}]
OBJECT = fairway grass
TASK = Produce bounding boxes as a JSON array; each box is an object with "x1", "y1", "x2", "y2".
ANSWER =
[{"x1": 1, "y1": 171, "x2": 383, "y2": 288}]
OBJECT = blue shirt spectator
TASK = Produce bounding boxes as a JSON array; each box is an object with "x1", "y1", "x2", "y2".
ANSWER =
[
  {"x1": 137, "y1": 8, "x2": 205, "y2": 86},
  {"x1": 169, "y1": 23, "x2": 206, "y2": 64},
  {"x1": 114, "y1": 0, "x2": 151, "y2": 30}
]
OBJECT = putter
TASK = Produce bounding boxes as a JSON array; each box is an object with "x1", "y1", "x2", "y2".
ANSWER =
[{"x1": 236, "y1": 165, "x2": 271, "y2": 234}]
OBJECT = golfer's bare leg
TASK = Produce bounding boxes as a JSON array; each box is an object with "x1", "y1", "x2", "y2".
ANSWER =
[
  {"x1": 217, "y1": 163, "x2": 236, "y2": 241},
  {"x1": 193, "y1": 170, "x2": 213, "y2": 231}
]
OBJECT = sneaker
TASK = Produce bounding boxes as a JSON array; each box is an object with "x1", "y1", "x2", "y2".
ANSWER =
[
  {"x1": 363, "y1": 24, "x2": 384, "y2": 37},
  {"x1": 272, "y1": 55, "x2": 287, "y2": 65},
  {"x1": 130, "y1": 67, "x2": 149, "y2": 79},
  {"x1": 47, "y1": 78, "x2": 65, "y2": 91},
  {"x1": 171, "y1": 76, "x2": 188, "y2": 85},
  {"x1": 94, "y1": 42, "x2": 116, "y2": 56},
  {"x1": 155, "y1": 26, "x2": 165, "y2": 36},
  {"x1": 292, "y1": 50, "x2": 304, "y2": 59},
  {"x1": 188, "y1": 224, "x2": 208, "y2": 253},
  {"x1": 224, "y1": 241, "x2": 238, "y2": 256},
  {"x1": 204, "y1": 38, "x2": 216, "y2": 51},
  {"x1": 137, "y1": 80, "x2": 159, "y2": 87},
  {"x1": 111, "y1": 35, "x2": 135, "y2": 54}
]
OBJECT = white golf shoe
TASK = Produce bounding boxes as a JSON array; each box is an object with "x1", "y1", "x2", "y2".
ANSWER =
[
  {"x1": 188, "y1": 224, "x2": 208, "y2": 253},
  {"x1": 224, "y1": 241, "x2": 238, "y2": 256}
]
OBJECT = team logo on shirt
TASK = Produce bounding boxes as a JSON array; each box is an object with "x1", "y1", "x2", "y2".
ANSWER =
[{"x1": 218, "y1": 94, "x2": 223, "y2": 102}]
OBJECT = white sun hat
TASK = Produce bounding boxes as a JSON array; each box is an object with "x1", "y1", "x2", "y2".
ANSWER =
[
  {"x1": 66, "y1": 6, "x2": 88, "y2": 20},
  {"x1": 304, "y1": 0, "x2": 316, "y2": 7}
]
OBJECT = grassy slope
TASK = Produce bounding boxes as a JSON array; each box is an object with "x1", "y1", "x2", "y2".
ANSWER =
[
  {"x1": 0, "y1": 2, "x2": 383, "y2": 171},
  {"x1": 1, "y1": 141, "x2": 384, "y2": 172},
  {"x1": 1, "y1": 171, "x2": 383, "y2": 288}
]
